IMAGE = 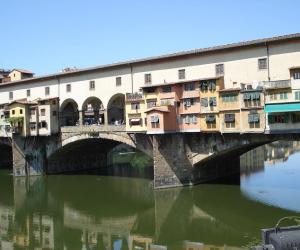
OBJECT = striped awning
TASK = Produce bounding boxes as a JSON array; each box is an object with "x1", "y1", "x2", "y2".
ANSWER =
[{"x1": 265, "y1": 103, "x2": 300, "y2": 113}]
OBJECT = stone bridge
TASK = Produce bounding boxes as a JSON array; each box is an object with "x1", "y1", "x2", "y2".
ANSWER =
[{"x1": 8, "y1": 126, "x2": 300, "y2": 188}]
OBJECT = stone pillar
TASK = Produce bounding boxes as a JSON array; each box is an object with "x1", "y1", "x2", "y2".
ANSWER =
[
  {"x1": 12, "y1": 135, "x2": 47, "y2": 177},
  {"x1": 153, "y1": 134, "x2": 193, "y2": 189},
  {"x1": 79, "y1": 110, "x2": 83, "y2": 125},
  {"x1": 104, "y1": 109, "x2": 108, "y2": 126}
]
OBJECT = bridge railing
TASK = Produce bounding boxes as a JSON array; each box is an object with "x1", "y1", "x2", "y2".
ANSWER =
[{"x1": 61, "y1": 124, "x2": 126, "y2": 133}]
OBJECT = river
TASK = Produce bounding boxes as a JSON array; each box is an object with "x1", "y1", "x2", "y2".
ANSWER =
[{"x1": 0, "y1": 141, "x2": 300, "y2": 250}]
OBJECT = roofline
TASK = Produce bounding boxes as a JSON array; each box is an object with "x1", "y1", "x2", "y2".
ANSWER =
[{"x1": 1, "y1": 32, "x2": 300, "y2": 88}]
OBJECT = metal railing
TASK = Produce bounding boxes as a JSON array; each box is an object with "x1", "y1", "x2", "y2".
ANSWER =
[{"x1": 262, "y1": 79, "x2": 291, "y2": 89}]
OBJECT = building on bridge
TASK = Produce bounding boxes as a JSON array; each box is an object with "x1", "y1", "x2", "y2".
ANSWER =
[
  {"x1": 265, "y1": 67, "x2": 300, "y2": 133},
  {"x1": 8, "y1": 97, "x2": 59, "y2": 137},
  {"x1": 0, "y1": 104, "x2": 11, "y2": 137}
]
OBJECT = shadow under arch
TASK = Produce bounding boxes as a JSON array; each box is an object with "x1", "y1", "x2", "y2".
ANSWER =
[
  {"x1": 107, "y1": 93, "x2": 125, "y2": 125},
  {"x1": 81, "y1": 96, "x2": 105, "y2": 125},
  {"x1": 60, "y1": 98, "x2": 79, "y2": 126},
  {"x1": 47, "y1": 137, "x2": 153, "y2": 178},
  {"x1": 0, "y1": 142, "x2": 12, "y2": 169}
]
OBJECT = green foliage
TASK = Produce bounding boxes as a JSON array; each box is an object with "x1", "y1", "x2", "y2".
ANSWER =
[
  {"x1": 8, "y1": 116, "x2": 23, "y2": 125},
  {"x1": 242, "y1": 237, "x2": 262, "y2": 249}
]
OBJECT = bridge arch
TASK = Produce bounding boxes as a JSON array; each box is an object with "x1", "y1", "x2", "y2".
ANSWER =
[
  {"x1": 107, "y1": 93, "x2": 125, "y2": 125},
  {"x1": 60, "y1": 98, "x2": 79, "y2": 126},
  {"x1": 81, "y1": 96, "x2": 105, "y2": 125}
]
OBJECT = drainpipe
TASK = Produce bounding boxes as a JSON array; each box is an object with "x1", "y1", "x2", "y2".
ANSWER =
[{"x1": 265, "y1": 42, "x2": 271, "y2": 81}]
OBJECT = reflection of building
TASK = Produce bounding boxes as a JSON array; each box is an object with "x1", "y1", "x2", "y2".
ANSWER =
[
  {"x1": 32, "y1": 214, "x2": 55, "y2": 249},
  {"x1": 0, "y1": 205, "x2": 14, "y2": 249},
  {"x1": 240, "y1": 146, "x2": 265, "y2": 175}
]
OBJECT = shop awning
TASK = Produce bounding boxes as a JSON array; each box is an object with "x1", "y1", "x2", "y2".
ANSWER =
[{"x1": 265, "y1": 103, "x2": 300, "y2": 113}]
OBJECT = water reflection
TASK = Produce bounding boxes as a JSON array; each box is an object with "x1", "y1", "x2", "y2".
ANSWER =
[
  {"x1": 0, "y1": 141, "x2": 300, "y2": 249},
  {"x1": 241, "y1": 141, "x2": 300, "y2": 212}
]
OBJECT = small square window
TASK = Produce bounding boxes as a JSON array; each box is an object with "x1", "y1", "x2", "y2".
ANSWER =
[
  {"x1": 12, "y1": 110, "x2": 15, "y2": 115},
  {"x1": 20, "y1": 109, "x2": 23, "y2": 115},
  {"x1": 66, "y1": 84, "x2": 71, "y2": 92},
  {"x1": 40, "y1": 109, "x2": 46, "y2": 116},
  {"x1": 145, "y1": 73, "x2": 152, "y2": 84},
  {"x1": 216, "y1": 64, "x2": 224, "y2": 76},
  {"x1": 258, "y1": 58, "x2": 268, "y2": 70},
  {"x1": 27, "y1": 89, "x2": 31, "y2": 97},
  {"x1": 116, "y1": 77, "x2": 121, "y2": 86},
  {"x1": 178, "y1": 69, "x2": 185, "y2": 80},
  {"x1": 45, "y1": 87, "x2": 50, "y2": 96},
  {"x1": 89, "y1": 80, "x2": 95, "y2": 90},
  {"x1": 294, "y1": 71, "x2": 300, "y2": 80}
]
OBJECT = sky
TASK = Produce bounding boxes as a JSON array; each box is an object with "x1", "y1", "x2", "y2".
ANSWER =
[{"x1": 1, "y1": 0, "x2": 300, "y2": 76}]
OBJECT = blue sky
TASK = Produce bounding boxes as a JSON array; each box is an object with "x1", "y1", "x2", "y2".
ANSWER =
[{"x1": 1, "y1": 0, "x2": 299, "y2": 75}]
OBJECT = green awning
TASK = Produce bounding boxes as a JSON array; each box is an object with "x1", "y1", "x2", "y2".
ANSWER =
[{"x1": 265, "y1": 103, "x2": 300, "y2": 113}]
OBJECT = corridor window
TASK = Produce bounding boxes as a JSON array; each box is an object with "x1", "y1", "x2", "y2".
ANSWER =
[
  {"x1": 66, "y1": 84, "x2": 71, "y2": 93},
  {"x1": 258, "y1": 58, "x2": 268, "y2": 70},
  {"x1": 215, "y1": 64, "x2": 224, "y2": 76},
  {"x1": 116, "y1": 77, "x2": 121, "y2": 86},
  {"x1": 89, "y1": 81, "x2": 95, "y2": 90},
  {"x1": 144, "y1": 73, "x2": 152, "y2": 84},
  {"x1": 178, "y1": 69, "x2": 186, "y2": 80},
  {"x1": 294, "y1": 71, "x2": 300, "y2": 79},
  {"x1": 45, "y1": 87, "x2": 50, "y2": 96},
  {"x1": 27, "y1": 89, "x2": 31, "y2": 97},
  {"x1": 9, "y1": 92, "x2": 13, "y2": 100}
]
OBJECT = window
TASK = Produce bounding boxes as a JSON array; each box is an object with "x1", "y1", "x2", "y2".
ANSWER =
[
  {"x1": 183, "y1": 98, "x2": 195, "y2": 107},
  {"x1": 215, "y1": 64, "x2": 224, "y2": 76},
  {"x1": 20, "y1": 109, "x2": 23, "y2": 115},
  {"x1": 270, "y1": 93, "x2": 277, "y2": 101},
  {"x1": 292, "y1": 113, "x2": 300, "y2": 123},
  {"x1": 224, "y1": 113, "x2": 235, "y2": 128},
  {"x1": 116, "y1": 77, "x2": 122, "y2": 86},
  {"x1": 12, "y1": 110, "x2": 15, "y2": 115},
  {"x1": 89, "y1": 80, "x2": 95, "y2": 90},
  {"x1": 184, "y1": 115, "x2": 197, "y2": 124},
  {"x1": 30, "y1": 109, "x2": 35, "y2": 115},
  {"x1": 209, "y1": 97, "x2": 217, "y2": 106},
  {"x1": 52, "y1": 111, "x2": 57, "y2": 116},
  {"x1": 27, "y1": 89, "x2": 31, "y2": 97},
  {"x1": 258, "y1": 58, "x2": 268, "y2": 70},
  {"x1": 9, "y1": 92, "x2": 13, "y2": 100},
  {"x1": 145, "y1": 73, "x2": 152, "y2": 84},
  {"x1": 162, "y1": 85, "x2": 171, "y2": 93},
  {"x1": 248, "y1": 112, "x2": 260, "y2": 128},
  {"x1": 66, "y1": 84, "x2": 71, "y2": 92},
  {"x1": 268, "y1": 114, "x2": 289, "y2": 124},
  {"x1": 145, "y1": 87, "x2": 155, "y2": 93},
  {"x1": 160, "y1": 99, "x2": 173, "y2": 106},
  {"x1": 279, "y1": 92, "x2": 288, "y2": 100},
  {"x1": 205, "y1": 114, "x2": 216, "y2": 123},
  {"x1": 131, "y1": 102, "x2": 140, "y2": 110},
  {"x1": 39, "y1": 121, "x2": 47, "y2": 128},
  {"x1": 178, "y1": 69, "x2": 185, "y2": 80},
  {"x1": 222, "y1": 94, "x2": 238, "y2": 102},
  {"x1": 294, "y1": 71, "x2": 300, "y2": 79},
  {"x1": 45, "y1": 87, "x2": 50, "y2": 96},
  {"x1": 52, "y1": 100, "x2": 56, "y2": 105},
  {"x1": 129, "y1": 118, "x2": 141, "y2": 126},
  {"x1": 147, "y1": 100, "x2": 156, "y2": 108},
  {"x1": 29, "y1": 122, "x2": 36, "y2": 130},
  {"x1": 40, "y1": 109, "x2": 46, "y2": 116},
  {"x1": 201, "y1": 98, "x2": 208, "y2": 107},
  {"x1": 184, "y1": 82, "x2": 195, "y2": 91},
  {"x1": 295, "y1": 91, "x2": 300, "y2": 100}
]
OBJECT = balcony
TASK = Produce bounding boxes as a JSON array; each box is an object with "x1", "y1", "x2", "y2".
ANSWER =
[
  {"x1": 126, "y1": 92, "x2": 143, "y2": 101},
  {"x1": 262, "y1": 80, "x2": 291, "y2": 89}
]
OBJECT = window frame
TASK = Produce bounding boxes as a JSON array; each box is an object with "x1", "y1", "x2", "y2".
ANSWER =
[
  {"x1": 215, "y1": 64, "x2": 224, "y2": 76},
  {"x1": 178, "y1": 69, "x2": 186, "y2": 80},
  {"x1": 45, "y1": 87, "x2": 50, "y2": 96},
  {"x1": 258, "y1": 58, "x2": 268, "y2": 70}
]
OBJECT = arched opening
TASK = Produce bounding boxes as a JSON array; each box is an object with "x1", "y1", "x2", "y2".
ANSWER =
[
  {"x1": 82, "y1": 97, "x2": 105, "y2": 125},
  {"x1": 107, "y1": 94, "x2": 125, "y2": 125},
  {"x1": 60, "y1": 99, "x2": 79, "y2": 126},
  {"x1": 47, "y1": 138, "x2": 153, "y2": 179}
]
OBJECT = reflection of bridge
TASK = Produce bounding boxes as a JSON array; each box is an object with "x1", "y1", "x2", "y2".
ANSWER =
[{"x1": 2, "y1": 125, "x2": 300, "y2": 188}]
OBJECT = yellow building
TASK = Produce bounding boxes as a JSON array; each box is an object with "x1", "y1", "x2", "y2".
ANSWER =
[
  {"x1": 125, "y1": 92, "x2": 147, "y2": 132},
  {"x1": 199, "y1": 77, "x2": 224, "y2": 132},
  {"x1": 9, "y1": 100, "x2": 33, "y2": 137},
  {"x1": 219, "y1": 88, "x2": 241, "y2": 133}
]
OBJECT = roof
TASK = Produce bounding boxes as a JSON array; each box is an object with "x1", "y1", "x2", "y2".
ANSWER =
[
  {"x1": 219, "y1": 88, "x2": 241, "y2": 93},
  {"x1": 142, "y1": 77, "x2": 222, "y2": 89},
  {"x1": 1, "y1": 33, "x2": 300, "y2": 88},
  {"x1": 8, "y1": 99, "x2": 37, "y2": 106},
  {"x1": 10, "y1": 69, "x2": 34, "y2": 74},
  {"x1": 145, "y1": 106, "x2": 170, "y2": 113}
]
